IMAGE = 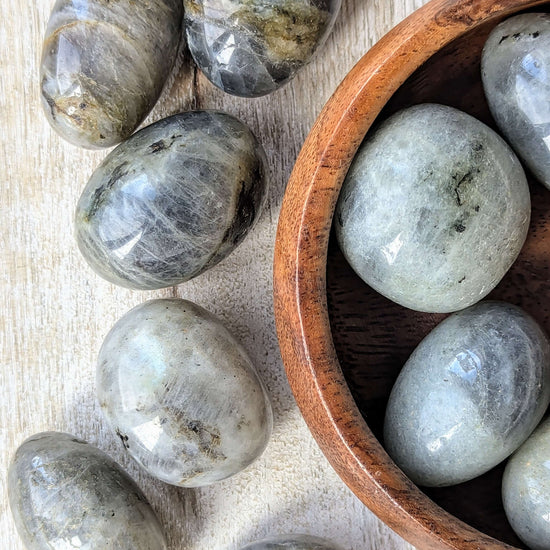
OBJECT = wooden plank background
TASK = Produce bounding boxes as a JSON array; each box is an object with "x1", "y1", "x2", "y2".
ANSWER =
[{"x1": 0, "y1": 0, "x2": 427, "y2": 548}]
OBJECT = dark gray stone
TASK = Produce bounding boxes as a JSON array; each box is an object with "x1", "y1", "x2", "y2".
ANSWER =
[
  {"x1": 184, "y1": 0, "x2": 341, "y2": 97},
  {"x1": 75, "y1": 111, "x2": 268, "y2": 290},
  {"x1": 482, "y1": 13, "x2": 550, "y2": 189},
  {"x1": 40, "y1": 0, "x2": 182, "y2": 148},
  {"x1": 97, "y1": 298, "x2": 273, "y2": 487},
  {"x1": 384, "y1": 301, "x2": 550, "y2": 487},
  {"x1": 335, "y1": 104, "x2": 530, "y2": 313},
  {"x1": 8, "y1": 432, "x2": 166, "y2": 550},
  {"x1": 241, "y1": 535, "x2": 344, "y2": 549},
  {"x1": 503, "y1": 417, "x2": 550, "y2": 550}
]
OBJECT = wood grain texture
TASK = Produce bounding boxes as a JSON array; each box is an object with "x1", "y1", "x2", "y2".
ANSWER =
[
  {"x1": 273, "y1": 1, "x2": 550, "y2": 549},
  {"x1": 0, "y1": 0, "x2": 428, "y2": 549}
]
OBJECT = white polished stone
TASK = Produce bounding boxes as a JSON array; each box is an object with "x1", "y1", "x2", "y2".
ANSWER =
[
  {"x1": 384, "y1": 301, "x2": 550, "y2": 487},
  {"x1": 97, "y1": 298, "x2": 273, "y2": 487},
  {"x1": 503, "y1": 417, "x2": 550, "y2": 550},
  {"x1": 482, "y1": 13, "x2": 550, "y2": 189},
  {"x1": 335, "y1": 103, "x2": 530, "y2": 313}
]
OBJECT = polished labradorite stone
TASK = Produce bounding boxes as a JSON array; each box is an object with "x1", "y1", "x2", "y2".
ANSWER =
[
  {"x1": 184, "y1": 0, "x2": 341, "y2": 97},
  {"x1": 503, "y1": 417, "x2": 550, "y2": 550},
  {"x1": 335, "y1": 103, "x2": 530, "y2": 313},
  {"x1": 241, "y1": 535, "x2": 344, "y2": 549},
  {"x1": 97, "y1": 299, "x2": 273, "y2": 487},
  {"x1": 8, "y1": 432, "x2": 167, "y2": 550},
  {"x1": 75, "y1": 111, "x2": 267, "y2": 290},
  {"x1": 482, "y1": 13, "x2": 550, "y2": 189},
  {"x1": 384, "y1": 301, "x2": 550, "y2": 488},
  {"x1": 40, "y1": 0, "x2": 182, "y2": 148}
]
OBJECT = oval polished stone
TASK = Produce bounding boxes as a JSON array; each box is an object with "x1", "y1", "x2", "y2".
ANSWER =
[
  {"x1": 241, "y1": 535, "x2": 344, "y2": 549},
  {"x1": 75, "y1": 111, "x2": 268, "y2": 290},
  {"x1": 184, "y1": 0, "x2": 341, "y2": 97},
  {"x1": 503, "y1": 417, "x2": 550, "y2": 550},
  {"x1": 97, "y1": 298, "x2": 273, "y2": 487},
  {"x1": 40, "y1": 0, "x2": 182, "y2": 148},
  {"x1": 482, "y1": 13, "x2": 550, "y2": 189},
  {"x1": 8, "y1": 432, "x2": 166, "y2": 550},
  {"x1": 384, "y1": 301, "x2": 550, "y2": 487},
  {"x1": 335, "y1": 103, "x2": 530, "y2": 313}
]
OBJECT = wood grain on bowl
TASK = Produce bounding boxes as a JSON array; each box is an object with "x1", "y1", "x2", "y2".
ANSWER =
[{"x1": 273, "y1": 0, "x2": 550, "y2": 548}]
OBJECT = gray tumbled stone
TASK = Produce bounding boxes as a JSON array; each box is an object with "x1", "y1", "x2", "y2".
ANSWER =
[
  {"x1": 240, "y1": 534, "x2": 344, "y2": 549},
  {"x1": 482, "y1": 13, "x2": 550, "y2": 189},
  {"x1": 75, "y1": 111, "x2": 267, "y2": 290},
  {"x1": 503, "y1": 417, "x2": 550, "y2": 550},
  {"x1": 184, "y1": 0, "x2": 341, "y2": 97},
  {"x1": 97, "y1": 298, "x2": 273, "y2": 487},
  {"x1": 40, "y1": 0, "x2": 182, "y2": 148},
  {"x1": 335, "y1": 103, "x2": 530, "y2": 313},
  {"x1": 8, "y1": 432, "x2": 167, "y2": 550},
  {"x1": 384, "y1": 301, "x2": 550, "y2": 487}
]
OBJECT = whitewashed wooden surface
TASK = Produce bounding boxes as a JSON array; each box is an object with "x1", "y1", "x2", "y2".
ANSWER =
[{"x1": 0, "y1": 0, "x2": 428, "y2": 548}]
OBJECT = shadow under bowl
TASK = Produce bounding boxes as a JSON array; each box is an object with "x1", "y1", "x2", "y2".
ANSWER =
[{"x1": 273, "y1": 0, "x2": 550, "y2": 549}]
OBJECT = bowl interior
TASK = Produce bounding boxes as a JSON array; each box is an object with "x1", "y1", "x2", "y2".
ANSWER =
[{"x1": 327, "y1": 9, "x2": 550, "y2": 549}]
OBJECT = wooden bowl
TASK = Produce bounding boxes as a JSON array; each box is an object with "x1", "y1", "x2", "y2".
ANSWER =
[{"x1": 273, "y1": 0, "x2": 550, "y2": 548}]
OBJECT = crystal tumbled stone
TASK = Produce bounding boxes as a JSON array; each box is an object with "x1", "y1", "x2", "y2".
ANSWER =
[
  {"x1": 335, "y1": 103, "x2": 530, "y2": 313},
  {"x1": 75, "y1": 111, "x2": 268, "y2": 290},
  {"x1": 384, "y1": 301, "x2": 550, "y2": 487},
  {"x1": 482, "y1": 13, "x2": 550, "y2": 189}
]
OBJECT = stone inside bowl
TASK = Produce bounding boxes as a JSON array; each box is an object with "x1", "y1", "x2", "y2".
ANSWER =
[{"x1": 326, "y1": 10, "x2": 550, "y2": 549}]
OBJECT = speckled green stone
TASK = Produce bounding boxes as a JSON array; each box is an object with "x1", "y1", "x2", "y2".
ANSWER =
[
  {"x1": 335, "y1": 103, "x2": 531, "y2": 313},
  {"x1": 75, "y1": 111, "x2": 268, "y2": 290},
  {"x1": 8, "y1": 432, "x2": 167, "y2": 550},
  {"x1": 40, "y1": 0, "x2": 182, "y2": 148}
]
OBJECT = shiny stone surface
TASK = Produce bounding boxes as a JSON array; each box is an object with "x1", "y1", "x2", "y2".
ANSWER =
[
  {"x1": 97, "y1": 298, "x2": 273, "y2": 487},
  {"x1": 384, "y1": 301, "x2": 550, "y2": 487},
  {"x1": 335, "y1": 104, "x2": 530, "y2": 313},
  {"x1": 8, "y1": 432, "x2": 166, "y2": 550},
  {"x1": 75, "y1": 111, "x2": 268, "y2": 290},
  {"x1": 184, "y1": 0, "x2": 341, "y2": 97},
  {"x1": 482, "y1": 13, "x2": 550, "y2": 189},
  {"x1": 40, "y1": 0, "x2": 182, "y2": 148},
  {"x1": 503, "y1": 417, "x2": 550, "y2": 550}
]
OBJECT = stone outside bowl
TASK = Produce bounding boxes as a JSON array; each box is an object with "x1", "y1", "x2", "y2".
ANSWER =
[{"x1": 273, "y1": 0, "x2": 550, "y2": 549}]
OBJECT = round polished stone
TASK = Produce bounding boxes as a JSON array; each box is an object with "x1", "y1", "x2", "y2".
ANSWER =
[
  {"x1": 184, "y1": 0, "x2": 341, "y2": 97},
  {"x1": 241, "y1": 535, "x2": 344, "y2": 550},
  {"x1": 75, "y1": 111, "x2": 267, "y2": 290},
  {"x1": 8, "y1": 432, "x2": 166, "y2": 550},
  {"x1": 482, "y1": 13, "x2": 550, "y2": 189},
  {"x1": 503, "y1": 417, "x2": 550, "y2": 550},
  {"x1": 384, "y1": 301, "x2": 550, "y2": 487},
  {"x1": 97, "y1": 298, "x2": 273, "y2": 487},
  {"x1": 40, "y1": 0, "x2": 182, "y2": 148},
  {"x1": 335, "y1": 103, "x2": 530, "y2": 313}
]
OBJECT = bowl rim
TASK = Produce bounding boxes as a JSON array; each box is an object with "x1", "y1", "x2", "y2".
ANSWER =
[{"x1": 273, "y1": 0, "x2": 549, "y2": 548}]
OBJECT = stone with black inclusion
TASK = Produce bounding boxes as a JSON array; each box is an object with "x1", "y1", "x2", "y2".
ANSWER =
[
  {"x1": 335, "y1": 104, "x2": 531, "y2": 313},
  {"x1": 482, "y1": 13, "x2": 550, "y2": 189},
  {"x1": 75, "y1": 111, "x2": 268, "y2": 290},
  {"x1": 184, "y1": 0, "x2": 341, "y2": 97}
]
